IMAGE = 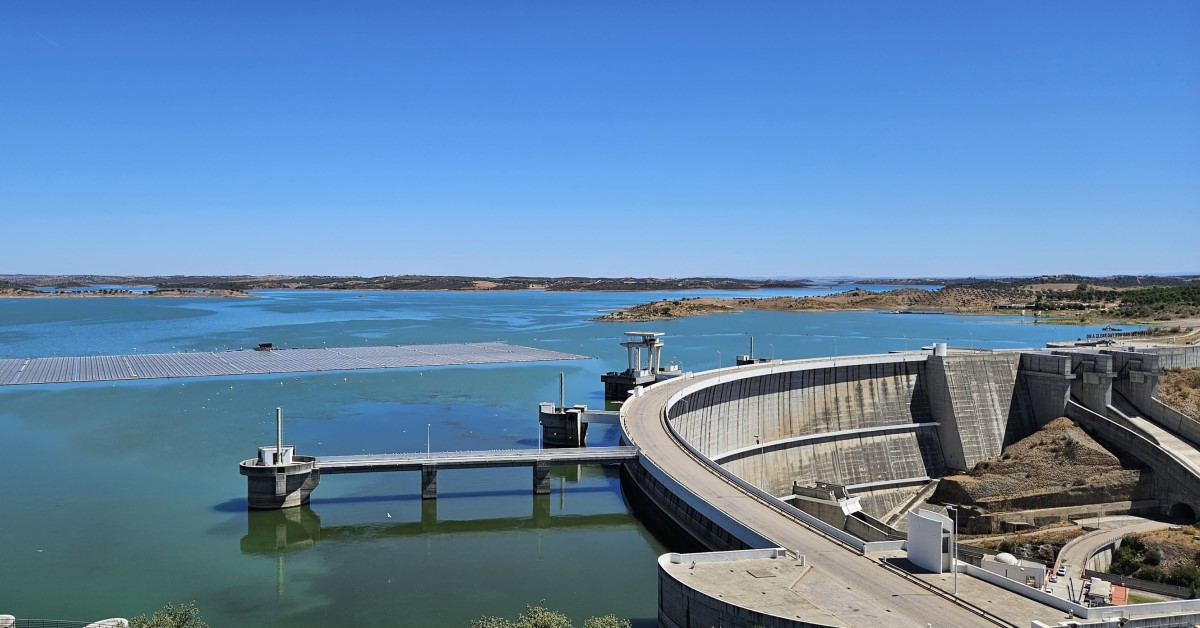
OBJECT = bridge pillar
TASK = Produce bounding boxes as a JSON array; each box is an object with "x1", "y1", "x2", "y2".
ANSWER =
[
  {"x1": 421, "y1": 465, "x2": 438, "y2": 500},
  {"x1": 533, "y1": 461, "x2": 552, "y2": 495}
]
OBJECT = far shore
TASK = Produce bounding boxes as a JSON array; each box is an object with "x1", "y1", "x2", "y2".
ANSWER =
[{"x1": 0, "y1": 288, "x2": 254, "y2": 299}]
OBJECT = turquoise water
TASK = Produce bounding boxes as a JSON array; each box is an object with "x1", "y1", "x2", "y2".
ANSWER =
[{"x1": 0, "y1": 289, "x2": 1134, "y2": 625}]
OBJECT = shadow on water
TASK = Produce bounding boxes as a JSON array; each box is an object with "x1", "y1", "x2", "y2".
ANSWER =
[
  {"x1": 213, "y1": 484, "x2": 617, "y2": 514},
  {"x1": 238, "y1": 496, "x2": 646, "y2": 556}
]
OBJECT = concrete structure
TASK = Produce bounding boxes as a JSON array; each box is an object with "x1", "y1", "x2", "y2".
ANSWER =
[
  {"x1": 0, "y1": 342, "x2": 586, "y2": 386},
  {"x1": 980, "y1": 553, "x2": 1046, "y2": 589},
  {"x1": 600, "y1": 331, "x2": 682, "y2": 401},
  {"x1": 907, "y1": 508, "x2": 953, "y2": 574},
  {"x1": 537, "y1": 403, "x2": 619, "y2": 447},
  {"x1": 619, "y1": 345, "x2": 1200, "y2": 627}
]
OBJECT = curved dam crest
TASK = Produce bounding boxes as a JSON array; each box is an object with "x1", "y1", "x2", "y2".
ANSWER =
[{"x1": 619, "y1": 346, "x2": 1200, "y2": 627}]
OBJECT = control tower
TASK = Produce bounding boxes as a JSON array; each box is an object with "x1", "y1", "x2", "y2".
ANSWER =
[{"x1": 600, "y1": 331, "x2": 681, "y2": 402}]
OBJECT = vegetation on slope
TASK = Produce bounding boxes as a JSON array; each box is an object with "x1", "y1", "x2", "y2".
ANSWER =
[
  {"x1": 1107, "y1": 529, "x2": 1200, "y2": 592},
  {"x1": 1159, "y1": 368, "x2": 1200, "y2": 420}
]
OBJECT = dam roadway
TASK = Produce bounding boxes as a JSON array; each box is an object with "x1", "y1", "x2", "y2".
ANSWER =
[{"x1": 621, "y1": 359, "x2": 1054, "y2": 628}]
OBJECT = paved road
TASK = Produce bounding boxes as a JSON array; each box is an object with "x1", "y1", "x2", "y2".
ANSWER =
[
  {"x1": 622, "y1": 361, "x2": 1061, "y2": 628},
  {"x1": 1049, "y1": 519, "x2": 1171, "y2": 602}
]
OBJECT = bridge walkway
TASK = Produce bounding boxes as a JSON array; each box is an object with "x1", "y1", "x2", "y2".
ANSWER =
[
  {"x1": 314, "y1": 446, "x2": 638, "y2": 473},
  {"x1": 307, "y1": 446, "x2": 637, "y2": 500}
]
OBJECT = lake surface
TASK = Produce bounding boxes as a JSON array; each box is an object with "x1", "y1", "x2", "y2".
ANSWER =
[{"x1": 0, "y1": 288, "x2": 1132, "y2": 626}]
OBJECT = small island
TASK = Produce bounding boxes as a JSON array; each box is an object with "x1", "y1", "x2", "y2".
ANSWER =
[{"x1": 594, "y1": 277, "x2": 1200, "y2": 340}]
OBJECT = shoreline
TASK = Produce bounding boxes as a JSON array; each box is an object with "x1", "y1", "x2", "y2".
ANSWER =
[{"x1": 0, "y1": 288, "x2": 254, "y2": 299}]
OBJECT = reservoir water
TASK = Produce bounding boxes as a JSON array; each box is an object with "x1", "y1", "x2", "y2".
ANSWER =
[{"x1": 0, "y1": 288, "x2": 1131, "y2": 626}]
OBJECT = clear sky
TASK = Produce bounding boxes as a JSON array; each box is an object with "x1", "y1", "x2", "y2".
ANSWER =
[{"x1": 2, "y1": 2, "x2": 1197, "y2": 278}]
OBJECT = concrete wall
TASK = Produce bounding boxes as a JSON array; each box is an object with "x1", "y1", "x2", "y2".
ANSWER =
[
  {"x1": 1020, "y1": 352, "x2": 1075, "y2": 427},
  {"x1": 621, "y1": 457, "x2": 766, "y2": 552},
  {"x1": 672, "y1": 360, "x2": 933, "y2": 454},
  {"x1": 906, "y1": 509, "x2": 950, "y2": 573},
  {"x1": 1058, "y1": 351, "x2": 1115, "y2": 414},
  {"x1": 1143, "y1": 346, "x2": 1200, "y2": 370},
  {"x1": 1146, "y1": 398, "x2": 1200, "y2": 448},
  {"x1": 927, "y1": 353, "x2": 1034, "y2": 471},
  {"x1": 670, "y1": 359, "x2": 944, "y2": 506}
]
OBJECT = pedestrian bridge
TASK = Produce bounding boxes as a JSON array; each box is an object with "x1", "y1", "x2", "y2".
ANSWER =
[
  {"x1": 241, "y1": 445, "x2": 638, "y2": 507},
  {"x1": 314, "y1": 446, "x2": 638, "y2": 473}
]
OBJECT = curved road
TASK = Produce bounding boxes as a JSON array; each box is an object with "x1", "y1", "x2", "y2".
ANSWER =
[{"x1": 621, "y1": 363, "x2": 1028, "y2": 627}]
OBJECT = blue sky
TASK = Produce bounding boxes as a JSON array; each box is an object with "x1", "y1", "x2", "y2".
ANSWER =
[{"x1": 2, "y1": 2, "x2": 1197, "y2": 278}]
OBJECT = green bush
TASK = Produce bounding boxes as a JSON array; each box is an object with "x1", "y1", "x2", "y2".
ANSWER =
[
  {"x1": 471, "y1": 603, "x2": 630, "y2": 628},
  {"x1": 1168, "y1": 563, "x2": 1200, "y2": 590},
  {"x1": 129, "y1": 602, "x2": 207, "y2": 628}
]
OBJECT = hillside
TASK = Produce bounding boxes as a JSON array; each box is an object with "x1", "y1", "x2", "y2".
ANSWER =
[
  {"x1": 0, "y1": 274, "x2": 813, "y2": 293},
  {"x1": 931, "y1": 418, "x2": 1147, "y2": 513},
  {"x1": 1158, "y1": 368, "x2": 1200, "y2": 421}
]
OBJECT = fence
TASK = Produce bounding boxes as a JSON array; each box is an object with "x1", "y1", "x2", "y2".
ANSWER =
[{"x1": 1082, "y1": 569, "x2": 1196, "y2": 599}]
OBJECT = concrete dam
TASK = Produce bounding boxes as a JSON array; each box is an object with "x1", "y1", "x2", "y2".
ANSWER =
[
  {"x1": 630, "y1": 348, "x2": 1200, "y2": 529},
  {"x1": 618, "y1": 345, "x2": 1200, "y2": 627}
]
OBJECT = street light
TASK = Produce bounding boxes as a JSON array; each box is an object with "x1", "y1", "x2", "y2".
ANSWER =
[
  {"x1": 946, "y1": 505, "x2": 959, "y2": 596},
  {"x1": 832, "y1": 337, "x2": 839, "y2": 356},
  {"x1": 769, "y1": 343, "x2": 775, "y2": 359},
  {"x1": 426, "y1": 423, "x2": 431, "y2": 455},
  {"x1": 716, "y1": 350, "x2": 721, "y2": 368}
]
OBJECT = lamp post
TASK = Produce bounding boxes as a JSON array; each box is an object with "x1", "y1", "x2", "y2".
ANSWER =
[
  {"x1": 769, "y1": 343, "x2": 774, "y2": 359},
  {"x1": 716, "y1": 350, "x2": 721, "y2": 368},
  {"x1": 426, "y1": 423, "x2": 431, "y2": 455},
  {"x1": 947, "y1": 505, "x2": 959, "y2": 596},
  {"x1": 832, "y1": 337, "x2": 838, "y2": 356}
]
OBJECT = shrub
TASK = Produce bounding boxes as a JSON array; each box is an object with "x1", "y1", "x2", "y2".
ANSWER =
[
  {"x1": 472, "y1": 603, "x2": 630, "y2": 628},
  {"x1": 129, "y1": 602, "x2": 207, "y2": 628}
]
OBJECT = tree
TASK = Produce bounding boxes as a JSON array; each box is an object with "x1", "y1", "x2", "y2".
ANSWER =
[
  {"x1": 582, "y1": 615, "x2": 632, "y2": 628},
  {"x1": 471, "y1": 603, "x2": 630, "y2": 628},
  {"x1": 129, "y1": 602, "x2": 207, "y2": 628}
]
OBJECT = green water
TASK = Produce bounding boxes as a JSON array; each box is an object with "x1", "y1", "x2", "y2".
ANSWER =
[{"x1": 0, "y1": 289, "x2": 1135, "y2": 625}]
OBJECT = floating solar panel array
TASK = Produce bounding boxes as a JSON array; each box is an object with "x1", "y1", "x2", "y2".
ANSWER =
[{"x1": 0, "y1": 342, "x2": 588, "y2": 386}]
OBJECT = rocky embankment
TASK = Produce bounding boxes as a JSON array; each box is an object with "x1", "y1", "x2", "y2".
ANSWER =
[{"x1": 931, "y1": 418, "x2": 1148, "y2": 514}]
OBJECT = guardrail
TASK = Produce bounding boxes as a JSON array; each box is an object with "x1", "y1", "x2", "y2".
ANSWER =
[{"x1": 1082, "y1": 569, "x2": 1195, "y2": 599}]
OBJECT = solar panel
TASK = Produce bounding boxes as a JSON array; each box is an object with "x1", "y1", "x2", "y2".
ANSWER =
[{"x1": 0, "y1": 343, "x2": 588, "y2": 386}]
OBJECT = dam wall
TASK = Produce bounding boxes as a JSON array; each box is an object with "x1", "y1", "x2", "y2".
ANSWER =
[
  {"x1": 925, "y1": 352, "x2": 1034, "y2": 471},
  {"x1": 667, "y1": 359, "x2": 945, "y2": 511}
]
